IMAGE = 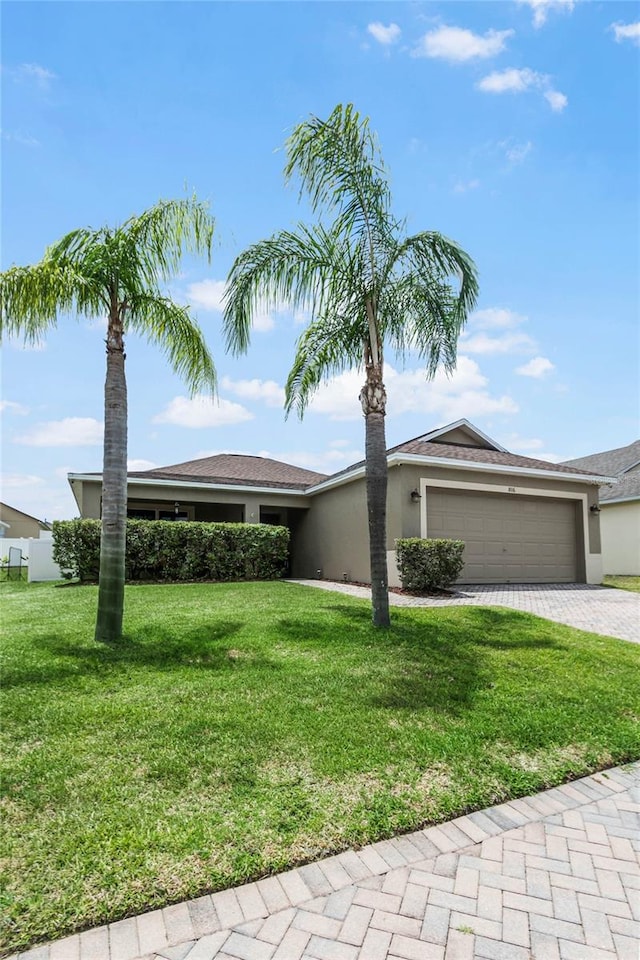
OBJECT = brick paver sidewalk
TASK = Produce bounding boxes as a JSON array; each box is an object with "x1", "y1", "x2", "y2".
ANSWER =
[{"x1": 16, "y1": 762, "x2": 639, "y2": 960}]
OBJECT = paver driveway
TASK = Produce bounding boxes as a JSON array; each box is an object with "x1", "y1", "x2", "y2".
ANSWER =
[
  {"x1": 292, "y1": 581, "x2": 640, "y2": 645},
  {"x1": 18, "y1": 763, "x2": 639, "y2": 960}
]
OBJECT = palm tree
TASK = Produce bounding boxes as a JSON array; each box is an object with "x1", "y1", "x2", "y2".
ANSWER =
[
  {"x1": 224, "y1": 104, "x2": 478, "y2": 627},
  {"x1": 0, "y1": 197, "x2": 216, "y2": 642}
]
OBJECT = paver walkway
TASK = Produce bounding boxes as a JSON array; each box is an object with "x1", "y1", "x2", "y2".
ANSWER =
[
  {"x1": 290, "y1": 581, "x2": 640, "y2": 645},
  {"x1": 15, "y1": 763, "x2": 639, "y2": 960}
]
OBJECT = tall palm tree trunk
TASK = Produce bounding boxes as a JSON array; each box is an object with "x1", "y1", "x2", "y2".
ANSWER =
[
  {"x1": 360, "y1": 365, "x2": 390, "y2": 628},
  {"x1": 95, "y1": 307, "x2": 127, "y2": 643}
]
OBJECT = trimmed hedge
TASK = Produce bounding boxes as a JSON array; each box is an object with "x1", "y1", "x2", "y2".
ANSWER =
[
  {"x1": 395, "y1": 537, "x2": 465, "y2": 591},
  {"x1": 52, "y1": 519, "x2": 290, "y2": 583}
]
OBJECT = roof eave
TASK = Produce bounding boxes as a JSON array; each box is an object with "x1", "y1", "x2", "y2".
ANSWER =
[
  {"x1": 305, "y1": 454, "x2": 616, "y2": 495},
  {"x1": 67, "y1": 473, "x2": 311, "y2": 497}
]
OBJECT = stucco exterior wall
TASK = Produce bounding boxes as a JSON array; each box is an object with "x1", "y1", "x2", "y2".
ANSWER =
[
  {"x1": 73, "y1": 479, "x2": 311, "y2": 521},
  {"x1": 297, "y1": 462, "x2": 602, "y2": 586},
  {"x1": 601, "y1": 501, "x2": 640, "y2": 575},
  {"x1": 393, "y1": 463, "x2": 601, "y2": 556},
  {"x1": 0, "y1": 504, "x2": 47, "y2": 539},
  {"x1": 290, "y1": 476, "x2": 371, "y2": 581}
]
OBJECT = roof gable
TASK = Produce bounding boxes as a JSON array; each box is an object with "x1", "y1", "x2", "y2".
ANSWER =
[
  {"x1": 411, "y1": 419, "x2": 506, "y2": 451},
  {"x1": 0, "y1": 502, "x2": 51, "y2": 529}
]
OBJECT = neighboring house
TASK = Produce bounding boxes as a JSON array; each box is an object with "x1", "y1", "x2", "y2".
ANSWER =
[
  {"x1": 563, "y1": 440, "x2": 640, "y2": 576},
  {"x1": 0, "y1": 503, "x2": 52, "y2": 539},
  {"x1": 69, "y1": 419, "x2": 612, "y2": 585}
]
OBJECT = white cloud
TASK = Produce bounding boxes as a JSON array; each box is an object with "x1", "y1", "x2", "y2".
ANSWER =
[
  {"x1": 460, "y1": 331, "x2": 537, "y2": 355},
  {"x1": 516, "y1": 356, "x2": 555, "y2": 377},
  {"x1": 152, "y1": 395, "x2": 253, "y2": 428},
  {"x1": 501, "y1": 139, "x2": 533, "y2": 164},
  {"x1": 190, "y1": 445, "x2": 364, "y2": 476},
  {"x1": 8, "y1": 62, "x2": 57, "y2": 88},
  {"x1": 367, "y1": 22, "x2": 401, "y2": 45},
  {"x1": 16, "y1": 417, "x2": 104, "y2": 447},
  {"x1": 478, "y1": 67, "x2": 539, "y2": 93},
  {"x1": 0, "y1": 400, "x2": 29, "y2": 415},
  {"x1": 490, "y1": 434, "x2": 563, "y2": 462},
  {"x1": 127, "y1": 459, "x2": 158, "y2": 471},
  {"x1": 544, "y1": 89, "x2": 568, "y2": 112},
  {"x1": 535, "y1": 451, "x2": 563, "y2": 463},
  {"x1": 453, "y1": 179, "x2": 480, "y2": 194},
  {"x1": 501, "y1": 434, "x2": 545, "y2": 452},
  {"x1": 251, "y1": 310, "x2": 275, "y2": 333},
  {"x1": 414, "y1": 26, "x2": 513, "y2": 62},
  {"x1": 1, "y1": 472, "x2": 46, "y2": 491},
  {"x1": 611, "y1": 22, "x2": 640, "y2": 45},
  {"x1": 185, "y1": 278, "x2": 275, "y2": 332},
  {"x1": 259, "y1": 447, "x2": 364, "y2": 473},
  {"x1": 477, "y1": 68, "x2": 567, "y2": 111},
  {"x1": 221, "y1": 377, "x2": 285, "y2": 408},
  {"x1": 5, "y1": 336, "x2": 47, "y2": 352},
  {"x1": 517, "y1": 0, "x2": 576, "y2": 28},
  {"x1": 468, "y1": 307, "x2": 527, "y2": 330},
  {"x1": 186, "y1": 278, "x2": 226, "y2": 311},
  {"x1": 1, "y1": 129, "x2": 40, "y2": 147},
  {"x1": 0, "y1": 471, "x2": 76, "y2": 522},
  {"x1": 307, "y1": 358, "x2": 518, "y2": 422},
  {"x1": 461, "y1": 308, "x2": 539, "y2": 354}
]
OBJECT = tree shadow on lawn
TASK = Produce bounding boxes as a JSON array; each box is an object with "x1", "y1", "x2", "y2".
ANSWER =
[
  {"x1": 275, "y1": 603, "x2": 566, "y2": 717},
  {"x1": 2, "y1": 619, "x2": 276, "y2": 689}
]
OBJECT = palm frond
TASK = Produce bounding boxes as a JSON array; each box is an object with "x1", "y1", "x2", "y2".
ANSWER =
[
  {"x1": 124, "y1": 197, "x2": 215, "y2": 284},
  {"x1": 223, "y1": 223, "x2": 360, "y2": 356},
  {"x1": 397, "y1": 231, "x2": 479, "y2": 318},
  {"x1": 284, "y1": 104, "x2": 393, "y2": 265},
  {"x1": 128, "y1": 295, "x2": 217, "y2": 396},
  {"x1": 0, "y1": 260, "x2": 100, "y2": 344},
  {"x1": 285, "y1": 313, "x2": 365, "y2": 418}
]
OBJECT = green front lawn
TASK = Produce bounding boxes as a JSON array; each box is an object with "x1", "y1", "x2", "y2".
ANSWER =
[
  {"x1": 603, "y1": 575, "x2": 640, "y2": 593},
  {"x1": 2, "y1": 580, "x2": 639, "y2": 954}
]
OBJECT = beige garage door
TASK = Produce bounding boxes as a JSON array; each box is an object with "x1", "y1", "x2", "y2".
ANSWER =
[{"x1": 426, "y1": 488, "x2": 578, "y2": 583}]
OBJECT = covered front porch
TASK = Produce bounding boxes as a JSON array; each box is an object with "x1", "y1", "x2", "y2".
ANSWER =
[{"x1": 126, "y1": 496, "x2": 308, "y2": 530}]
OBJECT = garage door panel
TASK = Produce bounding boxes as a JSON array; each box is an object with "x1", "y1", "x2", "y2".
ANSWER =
[{"x1": 426, "y1": 488, "x2": 578, "y2": 583}]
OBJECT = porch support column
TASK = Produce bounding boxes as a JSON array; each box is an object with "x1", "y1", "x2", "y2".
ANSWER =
[{"x1": 244, "y1": 495, "x2": 262, "y2": 523}]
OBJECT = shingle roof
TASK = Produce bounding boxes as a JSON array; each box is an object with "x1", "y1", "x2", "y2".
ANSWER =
[
  {"x1": 388, "y1": 438, "x2": 605, "y2": 476},
  {"x1": 562, "y1": 440, "x2": 640, "y2": 478},
  {"x1": 562, "y1": 440, "x2": 640, "y2": 502},
  {"x1": 597, "y1": 469, "x2": 640, "y2": 503},
  {"x1": 75, "y1": 425, "x2": 610, "y2": 495},
  {"x1": 130, "y1": 454, "x2": 328, "y2": 491},
  {"x1": 309, "y1": 438, "x2": 606, "y2": 487}
]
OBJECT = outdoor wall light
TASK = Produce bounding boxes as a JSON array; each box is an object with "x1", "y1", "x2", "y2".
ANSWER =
[
  {"x1": 590, "y1": 504, "x2": 601, "y2": 514},
  {"x1": 174, "y1": 502, "x2": 180, "y2": 515},
  {"x1": 410, "y1": 489, "x2": 422, "y2": 503}
]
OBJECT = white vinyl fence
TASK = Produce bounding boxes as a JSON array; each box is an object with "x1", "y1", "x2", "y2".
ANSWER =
[{"x1": 0, "y1": 535, "x2": 63, "y2": 582}]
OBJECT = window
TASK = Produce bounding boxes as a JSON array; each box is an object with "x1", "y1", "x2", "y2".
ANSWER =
[{"x1": 126, "y1": 502, "x2": 194, "y2": 521}]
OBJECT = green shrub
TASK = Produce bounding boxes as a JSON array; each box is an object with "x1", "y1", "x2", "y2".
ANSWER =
[
  {"x1": 52, "y1": 519, "x2": 290, "y2": 583},
  {"x1": 53, "y1": 519, "x2": 101, "y2": 580},
  {"x1": 395, "y1": 538, "x2": 465, "y2": 591}
]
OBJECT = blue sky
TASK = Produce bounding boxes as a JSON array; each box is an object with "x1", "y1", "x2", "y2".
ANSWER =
[{"x1": 2, "y1": 0, "x2": 639, "y2": 522}]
